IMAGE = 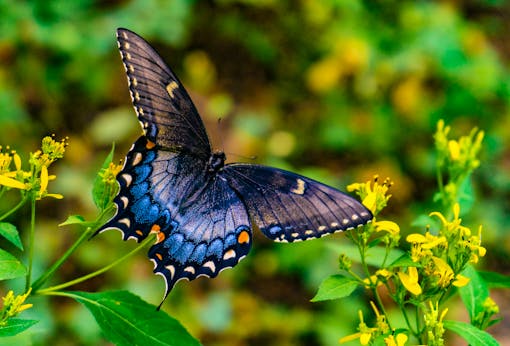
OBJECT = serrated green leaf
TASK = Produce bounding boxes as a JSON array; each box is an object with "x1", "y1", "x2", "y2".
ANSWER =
[
  {"x1": 327, "y1": 243, "x2": 404, "y2": 267},
  {"x1": 0, "y1": 222, "x2": 23, "y2": 250},
  {"x1": 0, "y1": 319, "x2": 38, "y2": 337},
  {"x1": 92, "y1": 145, "x2": 116, "y2": 211},
  {"x1": 0, "y1": 249, "x2": 26, "y2": 280},
  {"x1": 479, "y1": 271, "x2": 510, "y2": 288},
  {"x1": 459, "y1": 265, "x2": 488, "y2": 321},
  {"x1": 311, "y1": 275, "x2": 358, "y2": 302},
  {"x1": 444, "y1": 320, "x2": 499, "y2": 346},
  {"x1": 62, "y1": 290, "x2": 201, "y2": 346}
]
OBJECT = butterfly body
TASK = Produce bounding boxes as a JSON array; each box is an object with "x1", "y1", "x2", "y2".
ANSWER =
[{"x1": 97, "y1": 28, "x2": 373, "y2": 301}]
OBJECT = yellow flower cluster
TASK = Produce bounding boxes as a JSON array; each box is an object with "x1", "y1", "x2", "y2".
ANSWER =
[
  {"x1": 423, "y1": 301, "x2": 448, "y2": 346},
  {"x1": 404, "y1": 203, "x2": 485, "y2": 296},
  {"x1": 340, "y1": 302, "x2": 407, "y2": 345},
  {"x1": 348, "y1": 176, "x2": 393, "y2": 216},
  {"x1": 0, "y1": 136, "x2": 67, "y2": 200},
  {"x1": 0, "y1": 289, "x2": 33, "y2": 325},
  {"x1": 99, "y1": 162, "x2": 123, "y2": 185},
  {"x1": 434, "y1": 119, "x2": 484, "y2": 209}
]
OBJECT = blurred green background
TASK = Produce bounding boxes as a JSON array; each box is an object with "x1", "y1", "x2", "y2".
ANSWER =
[{"x1": 1, "y1": 0, "x2": 510, "y2": 345}]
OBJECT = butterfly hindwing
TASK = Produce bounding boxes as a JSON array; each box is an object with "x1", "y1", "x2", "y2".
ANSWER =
[
  {"x1": 222, "y1": 164, "x2": 372, "y2": 242},
  {"x1": 148, "y1": 174, "x2": 252, "y2": 299},
  {"x1": 97, "y1": 136, "x2": 252, "y2": 299},
  {"x1": 116, "y1": 28, "x2": 211, "y2": 156}
]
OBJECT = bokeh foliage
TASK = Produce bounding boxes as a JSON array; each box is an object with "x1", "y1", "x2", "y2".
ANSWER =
[{"x1": 1, "y1": 1, "x2": 509, "y2": 345}]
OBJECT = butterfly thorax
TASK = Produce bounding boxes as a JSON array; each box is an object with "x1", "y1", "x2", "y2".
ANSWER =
[{"x1": 207, "y1": 151, "x2": 226, "y2": 173}]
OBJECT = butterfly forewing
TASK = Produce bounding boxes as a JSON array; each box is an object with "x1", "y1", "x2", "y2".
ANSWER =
[{"x1": 116, "y1": 28, "x2": 211, "y2": 156}]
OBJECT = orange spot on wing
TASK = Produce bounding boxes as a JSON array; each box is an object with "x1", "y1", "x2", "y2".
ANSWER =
[
  {"x1": 146, "y1": 140, "x2": 156, "y2": 149},
  {"x1": 237, "y1": 230, "x2": 250, "y2": 244},
  {"x1": 135, "y1": 230, "x2": 143, "y2": 236},
  {"x1": 155, "y1": 253, "x2": 163, "y2": 261}
]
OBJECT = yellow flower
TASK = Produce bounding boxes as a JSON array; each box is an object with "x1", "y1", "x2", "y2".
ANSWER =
[
  {"x1": 398, "y1": 267, "x2": 422, "y2": 296},
  {"x1": 448, "y1": 140, "x2": 460, "y2": 160},
  {"x1": 99, "y1": 162, "x2": 123, "y2": 184},
  {"x1": 339, "y1": 310, "x2": 375, "y2": 345},
  {"x1": 0, "y1": 289, "x2": 33, "y2": 325},
  {"x1": 424, "y1": 301, "x2": 448, "y2": 345},
  {"x1": 0, "y1": 149, "x2": 26, "y2": 190},
  {"x1": 375, "y1": 220, "x2": 400, "y2": 235},
  {"x1": 431, "y1": 257, "x2": 455, "y2": 288},
  {"x1": 347, "y1": 176, "x2": 392, "y2": 215},
  {"x1": 36, "y1": 165, "x2": 63, "y2": 200},
  {"x1": 384, "y1": 333, "x2": 408, "y2": 346}
]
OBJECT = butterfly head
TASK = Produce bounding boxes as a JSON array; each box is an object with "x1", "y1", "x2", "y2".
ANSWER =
[{"x1": 208, "y1": 151, "x2": 226, "y2": 173}]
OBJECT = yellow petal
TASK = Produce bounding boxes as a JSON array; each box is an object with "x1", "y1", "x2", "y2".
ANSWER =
[
  {"x1": 362, "y1": 193, "x2": 377, "y2": 214},
  {"x1": 13, "y1": 153, "x2": 21, "y2": 171},
  {"x1": 375, "y1": 220, "x2": 400, "y2": 235},
  {"x1": 339, "y1": 332, "x2": 362, "y2": 344},
  {"x1": 40, "y1": 165, "x2": 48, "y2": 194},
  {"x1": 406, "y1": 233, "x2": 427, "y2": 243},
  {"x1": 448, "y1": 140, "x2": 460, "y2": 160},
  {"x1": 0, "y1": 175, "x2": 26, "y2": 189},
  {"x1": 360, "y1": 332, "x2": 372, "y2": 345},
  {"x1": 46, "y1": 193, "x2": 64, "y2": 199},
  {"x1": 453, "y1": 274, "x2": 470, "y2": 287},
  {"x1": 398, "y1": 268, "x2": 422, "y2": 296},
  {"x1": 396, "y1": 333, "x2": 408, "y2": 346}
]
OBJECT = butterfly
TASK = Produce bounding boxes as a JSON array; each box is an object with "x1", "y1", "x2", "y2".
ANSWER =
[{"x1": 96, "y1": 28, "x2": 373, "y2": 304}]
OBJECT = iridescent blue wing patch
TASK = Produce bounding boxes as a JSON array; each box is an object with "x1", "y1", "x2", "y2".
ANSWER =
[
  {"x1": 98, "y1": 136, "x2": 252, "y2": 302},
  {"x1": 222, "y1": 164, "x2": 372, "y2": 242},
  {"x1": 96, "y1": 28, "x2": 373, "y2": 305}
]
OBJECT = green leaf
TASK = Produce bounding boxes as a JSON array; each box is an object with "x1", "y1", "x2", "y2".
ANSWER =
[
  {"x1": 479, "y1": 271, "x2": 510, "y2": 289},
  {"x1": 311, "y1": 275, "x2": 358, "y2": 302},
  {"x1": 0, "y1": 319, "x2": 38, "y2": 337},
  {"x1": 92, "y1": 144, "x2": 116, "y2": 211},
  {"x1": 0, "y1": 249, "x2": 26, "y2": 280},
  {"x1": 0, "y1": 222, "x2": 23, "y2": 250},
  {"x1": 459, "y1": 265, "x2": 488, "y2": 321},
  {"x1": 62, "y1": 290, "x2": 201, "y2": 346},
  {"x1": 58, "y1": 215, "x2": 96, "y2": 228},
  {"x1": 388, "y1": 253, "x2": 421, "y2": 268},
  {"x1": 327, "y1": 243, "x2": 404, "y2": 267},
  {"x1": 443, "y1": 320, "x2": 500, "y2": 346}
]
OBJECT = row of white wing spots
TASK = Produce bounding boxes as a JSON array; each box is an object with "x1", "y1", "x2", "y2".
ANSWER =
[
  {"x1": 161, "y1": 260, "x2": 219, "y2": 282},
  {"x1": 276, "y1": 210, "x2": 371, "y2": 243},
  {"x1": 118, "y1": 36, "x2": 149, "y2": 133}
]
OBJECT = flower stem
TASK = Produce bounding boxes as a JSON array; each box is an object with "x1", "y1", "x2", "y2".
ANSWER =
[
  {"x1": 32, "y1": 206, "x2": 115, "y2": 292},
  {"x1": 31, "y1": 226, "x2": 95, "y2": 293},
  {"x1": 36, "y1": 234, "x2": 155, "y2": 295},
  {"x1": 0, "y1": 194, "x2": 29, "y2": 222},
  {"x1": 25, "y1": 196, "x2": 36, "y2": 293}
]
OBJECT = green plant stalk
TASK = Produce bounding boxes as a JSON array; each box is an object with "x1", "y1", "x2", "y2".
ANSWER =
[
  {"x1": 32, "y1": 206, "x2": 115, "y2": 292},
  {"x1": 25, "y1": 196, "x2": 36, "y2": 293},
  {"x1": 36, "y1": 234, "x2": 155, "y2": 295},
  {"x1": 400, "y1": 304, "x2": 415, "y2": 337},
  {"x1": 0, "y1": 193, "x2": 29, "y2": 222},
  {"x1": 32, "y1": 226, "x2": 95, "y2": 292}
]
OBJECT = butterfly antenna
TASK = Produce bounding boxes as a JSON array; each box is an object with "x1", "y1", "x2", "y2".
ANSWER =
[{"x1": 216, "y1": 117, "x2": 225, "y2": 152}]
